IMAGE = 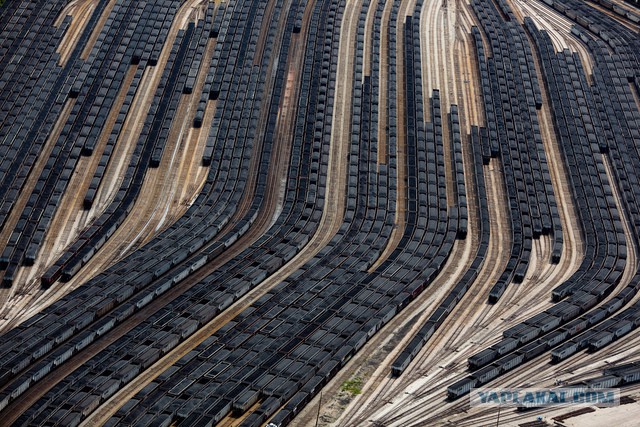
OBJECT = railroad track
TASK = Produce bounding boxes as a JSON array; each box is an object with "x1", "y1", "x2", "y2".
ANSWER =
[
  {"x1": 0, "y1": 0, "x2": 639, "y2": 425},
  {"x1": 329, "y1": 0, "x2": 639, "y2": 425},
  {"x1": 0, "y1": 0, "x2": 210, "y2": 332}
]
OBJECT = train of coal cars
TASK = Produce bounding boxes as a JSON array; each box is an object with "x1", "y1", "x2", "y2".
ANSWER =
[
  {"x1": 473, "y1": 0, "x2": 564, "y2": 305},
  {"x1": 1, "y1": 0, "x2": 640, "y2": 425},
  {"x1": 512, "y1": 362, "x2": 640, "y2": 410},
  {"x1": 447, "y1": 0, "x2": 640, "y2": 401}
]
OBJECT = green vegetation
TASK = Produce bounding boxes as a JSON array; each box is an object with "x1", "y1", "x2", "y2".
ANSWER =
[{"x1": 340, "y1": 377, "x2": 363, "y2": 396}]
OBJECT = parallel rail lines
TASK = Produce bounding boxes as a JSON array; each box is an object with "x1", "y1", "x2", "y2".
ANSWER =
[{"x1": 0, "y1": 0, "x2": 639, "y2": 426}]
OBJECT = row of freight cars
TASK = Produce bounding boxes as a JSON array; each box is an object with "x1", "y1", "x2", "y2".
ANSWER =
[
  {"x1": 1, "y1": 0, "x2": 310, "y2": 408},
  {"x1": 2, "y1": 0, "x2": 342, "y2": 424},
  {"x1": 1, "y1": 0, "x2": 290, "y2": 417},
  {"x1": 0, "y1": 0, "x2": 76, "y2": 235},
  {"x1": 62, "y1": 1, "x2": 476, "y2": 425},
  {"x1": 588, "y1": 362, "x2": 640, "y2": 388},
  {"x1": 447, "y1": 0, "x2": 640, "y2": 399},
  {"x1": 547, "y1": 0, "x2": 640, "y2": 26},
  {"x1": 117, "y1": 0, "x2": 460, "y2": 425},
  {"x1": 514, "y1": 363, "x2": 640, "y2": 409},
  {"x1": 44, "y1": 4, "x2": 213, "y2": 285},
  {"x1": 90, "y1": 0, "x2": 640, "y2": 424},
  {"x1": 1, "y1": 0, "x2": 638, "y2": 425},
  {"x1": 391, "y1": 122, "x2": 491, "y2": 377},
  {"x1": 384, "y1": 0, "x2": 528, "y2": 377},
  {"x1": 0, "y1": 0, "x2": 179, "y2": 286},
  {"x1": 537, "y1": 0, "x2": 640, "y2": 366},
  {"x1": 13, "y1": 0, "x2": 370, "y2": 423},
  {"x1": 471, "y1": 0, "x2": 563, "y2": 304},
  {"x1": 42, "y1": 1, "x2": 220, "y2": 286},
  {"x1": 541, "y1": 0, "x2": 640, "y2": 81},
  {"x1": 449, "y1": 298, "x2": 640, "y2": 400},
  {"x1": 0, "y1": 0, "x2": 514, "y2": 423}
]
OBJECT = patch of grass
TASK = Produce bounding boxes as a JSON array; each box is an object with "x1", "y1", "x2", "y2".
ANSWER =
[{"x1": 340, "y1": 377, "x2": 363, "y2": 395}]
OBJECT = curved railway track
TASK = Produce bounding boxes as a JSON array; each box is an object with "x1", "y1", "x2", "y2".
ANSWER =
[{"x1": 0, "y1": 0, "x2": 639, "y2": 425}]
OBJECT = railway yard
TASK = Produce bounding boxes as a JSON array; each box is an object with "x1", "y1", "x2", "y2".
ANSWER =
[{"x1": 1, "y1": 0, "x2": 640, "y2": 425}]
